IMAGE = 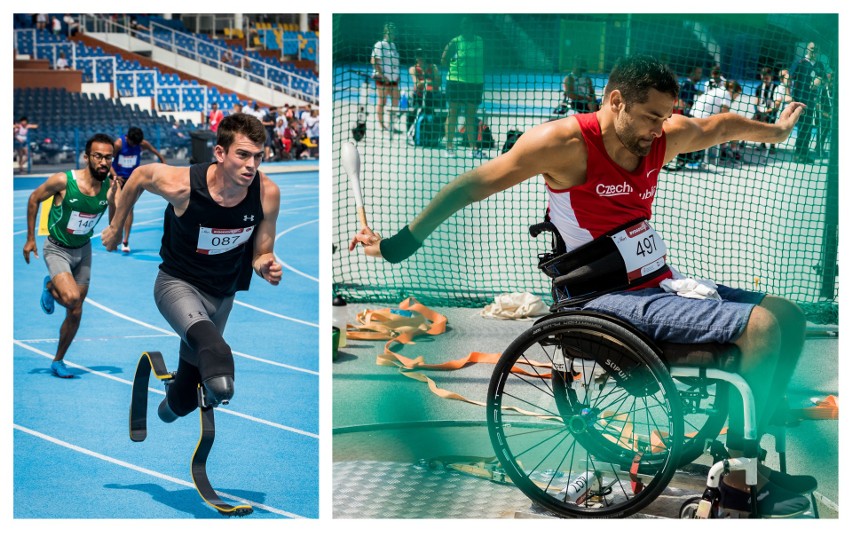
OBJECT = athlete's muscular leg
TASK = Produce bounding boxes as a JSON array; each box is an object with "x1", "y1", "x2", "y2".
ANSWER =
[
  {"x1": 376, "y1": 85, "x2": 388, "y2": 129},
  {"x1": 729, "y1": 305, "x2": 781, "y2": 433},
  {"x1": 754, "y1": 296, "x2": 806, "y2": 425},
  {"x1": 463, "y1": 104, "x2": 477, "y2": 150},
  {"x1": 446, "y1": 102, "x2": 461, "y2": 149},
  {"x1": 50, "y1": 274, "x2": 87, "y2": 362}
]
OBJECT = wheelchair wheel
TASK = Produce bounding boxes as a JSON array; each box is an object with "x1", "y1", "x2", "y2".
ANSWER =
[
  {"x1": 487, "y1": 313, "x2": 683, "y2": 518},
  {"x1": 680, "y1": 496, "x2": 703, "y2": 518},
  {"x1": 675, "y1": 377, "x2": 729, "y2": 466}
]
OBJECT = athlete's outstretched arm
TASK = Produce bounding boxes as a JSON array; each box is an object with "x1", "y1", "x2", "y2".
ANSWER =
[
  {"x1": 664, "y1": 101, "x2": 805, "y2": 161},
  {"x1": 23, "y1": 171, "x2": 68, "y2": 263},
  {"x1": 252, "y1": 173, "x2": 282, "y2": 285},
  {"x1": 350, "y1": 121, "x2": 568, "y2": 262},
  {"x1": 101, "y1": 163, "x2": 188, "y2": 250},
  {"x1": 142, "y1": 140, "x2": 166, "y2": 163}
]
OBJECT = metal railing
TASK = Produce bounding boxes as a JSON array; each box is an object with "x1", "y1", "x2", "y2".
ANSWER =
[{"x1": 81, "y1": 14, "x2": 318, "y2": 104}]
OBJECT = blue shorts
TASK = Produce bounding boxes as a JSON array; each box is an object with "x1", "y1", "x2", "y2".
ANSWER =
[{"x1": 580, "y1": 285, "x2": 765, "y2": 345}]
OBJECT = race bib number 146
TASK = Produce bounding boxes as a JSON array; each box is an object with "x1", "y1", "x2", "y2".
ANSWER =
[{"x1": 196, "y1": 226, "x2": 255, "y2": 255}]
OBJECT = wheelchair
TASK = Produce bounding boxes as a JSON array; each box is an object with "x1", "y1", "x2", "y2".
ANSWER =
[{"x1": 485, "y1": 221, "x2": 808, "y2": 518}]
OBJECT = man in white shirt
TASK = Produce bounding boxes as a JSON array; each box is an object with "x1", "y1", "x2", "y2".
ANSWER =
[
  {"x1": 371, "y1": 22, "x2": 401, "y2": 133},
  {"x1": 687, "y1": 80, "x2": 742, "y2": 168}
]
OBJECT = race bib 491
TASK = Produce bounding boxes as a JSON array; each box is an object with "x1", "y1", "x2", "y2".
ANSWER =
[{"x1": 196, "y1": 226, "x2": 255, "y2": 255}]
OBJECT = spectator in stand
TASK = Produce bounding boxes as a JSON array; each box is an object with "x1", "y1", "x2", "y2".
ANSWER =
[
  {"x1": 286, "y1": 118, "x2": 306, "y2": 160},
  {"x1": 14, "y1": 116, "x2": 39, "y2": 173},
  {"x1": 371, "y1": 22, "x2": 402, "y2": 133},
  {"x1": 704, "y1": 65, "x2": 726, "y2": 92},
  {"x1": 409, "y1": 48, "x2": 440, "y2": 112},
  {"x1": 245, "y1": 101, "x2": 265, "y2": 121},
  {"x1": 229, "y1": 102, "x2": 244, "y2": 117},
  {"x1": 207, "y1": 102, "x2": 224, "y2": 132},
  {"x1": 54, "y1": 52, "x2": 69, "y2": 70},
  {"x1": 261, "y1": 106, "x2": 279, "y2": 160},
  {"x1": 283, "y1": 104, "x2": 295, "y2": 121},
  {"x1": 753, "y1": 67, "x2": 780, "y2": 152},
  {"x1": 673, "y1": 65, "x2": 704, "y2": 168},
  {"x1": 814, "y1": 71, "x2": 833, "y2": 159},
  {"x1": 63, "y1": 14, "x2": 83, "y2": 36},
  {"x1": 51, "y1": 16, "x2": 62, "y2": 36},
  {"x1": 790, "y1": 42, "x2": 827, "y2": 163},
  {"x1": 273, "y1": 116, "x2": 288, "y2": 160},
  {"x1": 441, "y1": 16, "x2": 486, "y2": 158},
  {"x1": 129, "y1": 16, "x2": 149, "y2": 36},
  {"x1": 221, "y1": 49, "x2": 233, "y2": 67},
  {"x1": 303, "y1": 109, "x2": 319, "y2": 141},
  {"x1": 776, "y1": 69, "x2": 793, "y2": 108},
  {"x1": 35, "y1": 14, "x2": 48, "y2": 31},
  {"x1": 556, "y1": 57, "x2": 598, "y2": 115},
  {"x1": 687, "y1": 79, "x2": 743, "y2": 168}
]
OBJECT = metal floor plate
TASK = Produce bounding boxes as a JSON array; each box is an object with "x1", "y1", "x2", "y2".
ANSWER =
[{"x1": 333, "y1": 460, "x2": 716, "y2": 519}]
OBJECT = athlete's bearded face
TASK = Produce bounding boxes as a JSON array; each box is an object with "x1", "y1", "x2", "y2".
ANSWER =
[
  {"x1": 86, "y1": 142, "x2": 114, "y2": 181},
  {"x1": 614, "y1": 89, "x2": 674, "y2": 157}
]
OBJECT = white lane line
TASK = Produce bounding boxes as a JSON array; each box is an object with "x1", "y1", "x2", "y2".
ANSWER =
[
  {"x1": 13, "y1": 424, "x2": 307, "y2": 518},
  {"x1": 232, "y1": 300, "x2": 318, "y2": 328},
  {"x1": 274, "y1": 219, "x2": 319, "y2": 283},
  {"x1": 14, "y1": 340, "x2": 318, "y2": 439},
  {"x1": 280, "y1": 204, "x2": 318, "y2": 214},
  {"x1": 83, "y1": 298, "x2": 318, "y2": 376},
  {"x1": 15, "y1": 333, "x2": 174, "y2": 343}
]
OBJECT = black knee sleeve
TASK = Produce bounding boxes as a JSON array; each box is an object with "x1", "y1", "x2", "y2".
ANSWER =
[{"x1": 186, "y1": 320, "x2": 235, "y2": 407}]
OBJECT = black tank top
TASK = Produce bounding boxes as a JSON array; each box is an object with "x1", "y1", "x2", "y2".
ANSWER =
[{"x1": 159, "y1": 162, "x2": 264, "y2": 297}]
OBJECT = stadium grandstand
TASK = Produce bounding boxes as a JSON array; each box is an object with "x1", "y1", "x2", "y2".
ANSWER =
[{"x1": 13, "y1": 13, "x2": 319, "y2": 171}]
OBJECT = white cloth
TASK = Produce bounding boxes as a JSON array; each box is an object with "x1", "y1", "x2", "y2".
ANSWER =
[
  {"x1": 659, "y1": 278, "x2": 722, "y2": 300},
  {"x1": 481, "y1": 292, "x2": 550, "y2": 320}
]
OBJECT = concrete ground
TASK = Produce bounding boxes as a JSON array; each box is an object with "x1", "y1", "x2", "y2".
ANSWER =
[{"x1": 332, "y1": 304, "x2": 839, "y2": 519}]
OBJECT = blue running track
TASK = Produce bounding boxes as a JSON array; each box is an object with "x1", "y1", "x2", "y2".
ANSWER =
[{"x1": 12, "y1": 162, "x2": 318, "y2": 519}]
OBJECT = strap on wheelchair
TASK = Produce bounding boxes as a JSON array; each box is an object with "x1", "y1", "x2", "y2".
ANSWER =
[{"x1": 532, "y1": 218, "x2": 670, "y2": 308}]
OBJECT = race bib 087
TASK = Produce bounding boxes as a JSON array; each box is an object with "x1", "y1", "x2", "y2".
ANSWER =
[
  {"x1": 196, "y1": 226, "x2": 255, "y2": 255},
  {"x1": 610, "y1": 221, "x2": 667, "y2": 282}
]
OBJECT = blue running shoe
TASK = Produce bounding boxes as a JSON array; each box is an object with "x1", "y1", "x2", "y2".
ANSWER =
[
  {"x1": 50, "y1": 360, "x2": 73, "y2": 379},
  {"x1": 40, "y1": 276, "x2": 55, "y2": 315}
]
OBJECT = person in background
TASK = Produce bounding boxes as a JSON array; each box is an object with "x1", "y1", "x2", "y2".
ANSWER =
[
  {"x1": 109, "y1": 127, "x2": 166, "y2": 253},
  {"x1": 207, "y1": 102, "x2": 224, "y2": 133},
  {"x1": 14, "y1": 116, "x2": 39, "y2": 174},
  {"x1": 371, "y1": 22, "x2": 402, "y2": 134},
  {"x1": 23, "y1": 134, "x2": 116, "y2": 378},
  {"x1": 442, "y1": 16, "x2": 485, "y2": 158}
]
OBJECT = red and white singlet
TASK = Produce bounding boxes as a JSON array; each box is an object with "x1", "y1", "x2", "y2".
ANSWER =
[{"x1": 546, "y1": 112, "x2": 672, "y2": 288}]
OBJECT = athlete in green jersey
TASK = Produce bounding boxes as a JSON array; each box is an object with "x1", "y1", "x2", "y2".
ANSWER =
[{"x1": 23, "y1": 133, "x2": 115, "y2": 378}]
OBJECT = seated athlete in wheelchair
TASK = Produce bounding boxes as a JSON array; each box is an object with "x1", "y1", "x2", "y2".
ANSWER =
[
  {"x1": 501, "y1": 217, "x2": 817, "y2": 518},
  {"x1": 350, "y1": 54, "x2": 816, "y2": 518}
]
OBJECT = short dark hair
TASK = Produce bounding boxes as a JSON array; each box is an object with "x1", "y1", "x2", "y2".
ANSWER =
[
  {"x1": 760, "y1": 67, "x2": 774, "y2": 77},
  {"x1": 604, "y1": 54, "x2": 679, "y2": 106},
  {"x1": 725, "y1": 80, "x2": 743, "y2": 95},
  {"x1": 216, "y1": 113, "x2": 267, "y2": 150},
  {"x1": 127, "y1": 127, "x2": 144, "y2": 145},
  {"x1": 86, "y1": 133, "x2": 115, "y2": 154}
]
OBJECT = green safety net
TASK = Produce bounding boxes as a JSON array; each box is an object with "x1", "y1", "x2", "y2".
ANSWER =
[{"x1": 332, "y1": 13, "x2": 838, "y2": 324}]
